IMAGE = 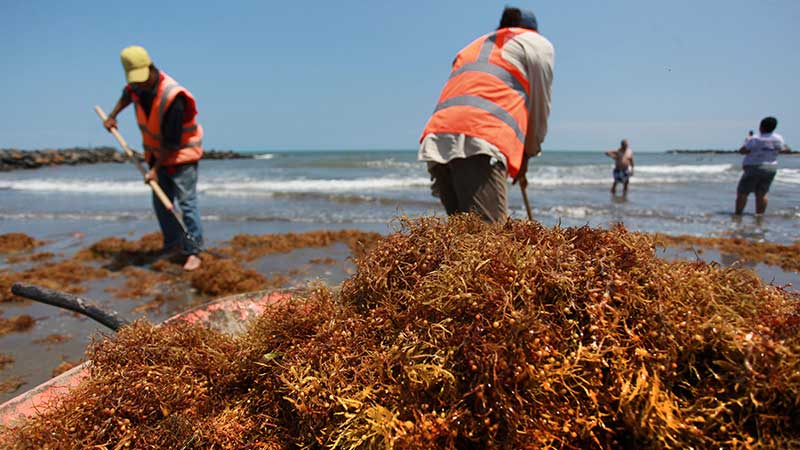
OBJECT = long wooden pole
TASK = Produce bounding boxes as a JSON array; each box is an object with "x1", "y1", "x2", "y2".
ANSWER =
[
  {"x1": 94, "y1": 106, "x2": 226, "y2": 259},
  {"x1": 94, "y1": 106, "x2": 176, "y2": 212},
  {"x1": 520, "y1": 184, "x2": 533, "y2": 220}
]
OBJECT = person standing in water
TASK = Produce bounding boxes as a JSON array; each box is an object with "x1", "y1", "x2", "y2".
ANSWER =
[
  {"x1": 735, "y1": 116, "x2": 783, "y2": 216},
  {"x1": 605, "y1": 139, "x2": 634, "y2": 195}
]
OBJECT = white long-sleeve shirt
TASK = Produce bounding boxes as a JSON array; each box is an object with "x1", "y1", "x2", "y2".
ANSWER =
[
  {"x1": 419, "y1": 30, "x2": 555, "y2": 171},
  {"x1": 742, "y1": 132, "x2": 783, "y2": 167}
]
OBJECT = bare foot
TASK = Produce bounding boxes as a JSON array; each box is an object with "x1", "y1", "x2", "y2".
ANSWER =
[{"x1": 183, "y1": 254, "x2": 201, "y2": 271}]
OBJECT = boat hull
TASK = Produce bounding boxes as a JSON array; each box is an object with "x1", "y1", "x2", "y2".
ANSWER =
[{"x1": 0, "y1": 289, "x2": 291, "y2": 427}]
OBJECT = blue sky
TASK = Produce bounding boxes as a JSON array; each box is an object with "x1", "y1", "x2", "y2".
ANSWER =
[{"x1": 1, "y1": 0, "x2": 797, "y2": 152}]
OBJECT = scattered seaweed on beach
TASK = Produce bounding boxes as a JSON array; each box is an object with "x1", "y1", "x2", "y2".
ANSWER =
[
  {"x1": 309, "y1": 257, "x2": 338, "y2": 265},
  {"x1": 4, "y1": 252, "x2": 56, "y2": 264},
  {"x1": 0, "y1": 234, "x2": 41, "y2": 254},
  {"x1": 104, "y1": 266, "x2": 173, "y2": 300},
  {"x1": 75, "y1": 232, "x2": 164, "y2": 260},
  {"x1": 0, "y1": 377, "x2": 24, "y2": 395},
  {"x1": 132, "y1": 293, "x2": 183, "y2": 314},
  {"x1": 0, "y1": 260, "x2": 110, "y2": 302},
  {"x1": 2, "y1": 215, "x2": 799, "y2": 449},
  {"x1": 74, "y1": 232, "x2": 164, "y2": 269},
  {"x1": 227, "y1": 230, "x2": 383, "y2": 261},
  {"x1": 33, "y1": 334, "x2": 71, "y2": 345},
  {"x1": 653, "y1": 234, "x2": 800, "y2": 272},
  {"x1": 0, "y1": 354, "x2": 13, "y2": 371},
  {"x1": 51, "y1": 361, "x2": 77, "y2": 377},
  {"x1": 0, "y1": 315, "x2": 35, "y2": 337},
  {"x1": 68, "y1": 229, "x2": 382, "y2": 301}
]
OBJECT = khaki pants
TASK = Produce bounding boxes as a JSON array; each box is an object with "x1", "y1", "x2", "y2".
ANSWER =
[{"x1": 429, "y1": 155, "x2": 507, "y2": 223}]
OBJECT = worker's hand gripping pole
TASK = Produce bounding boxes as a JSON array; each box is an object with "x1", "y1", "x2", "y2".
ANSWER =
[{"x1": 94, "y1": 105, "x2": 176, "y2": 212}]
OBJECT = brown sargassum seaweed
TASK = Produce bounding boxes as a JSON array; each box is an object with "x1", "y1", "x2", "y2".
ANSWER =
[
  {"x1": 2, "y1": 216, "x2": 798, "y2": 449},
  {"x1": 653, "y1": 234, "x2": 800, "y2": 273}
]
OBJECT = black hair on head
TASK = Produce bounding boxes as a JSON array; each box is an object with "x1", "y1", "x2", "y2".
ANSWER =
[
  {"x1": 760, "y1": 116, "x2": 778, "y2": 133},
  {"x1": 499, "y1": 7, "x2": 523, "y2": 29}
]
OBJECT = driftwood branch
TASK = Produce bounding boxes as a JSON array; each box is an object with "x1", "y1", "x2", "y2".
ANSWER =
[{"x1": 11, "y1": 283, "x2": 130, "y2": 331}]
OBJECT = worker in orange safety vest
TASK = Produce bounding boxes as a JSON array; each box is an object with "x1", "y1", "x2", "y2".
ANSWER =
[
  {"x1": 419, "y1": 6, "x2": 554, "y2": 223},
  {"x1": 103, "y1": 46, "x2": 205, "y2": 271}
]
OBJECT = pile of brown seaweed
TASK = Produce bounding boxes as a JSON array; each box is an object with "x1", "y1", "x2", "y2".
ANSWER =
[{"x1": 2, "y1": 216, "x2": 799, "y2": 449}]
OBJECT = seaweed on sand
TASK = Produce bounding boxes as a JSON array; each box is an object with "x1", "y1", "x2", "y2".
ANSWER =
[
  {"x1": 653, "y1": 234, "x2": 800, "y2": 272},
  {"x1": 0, "y1": 234, "x2": 41, "y2": 254},
  {"x1": 0, "y1": 260, "x2": 110, "y2": 303}
]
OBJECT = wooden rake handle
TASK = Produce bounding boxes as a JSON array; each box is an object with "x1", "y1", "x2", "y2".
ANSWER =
[
  {"x1": 94, "y1": 105, "x2": 175, "y2": 211},
  {"x1": 520, "y1": 184, "x2": 533, "y2": 220}
]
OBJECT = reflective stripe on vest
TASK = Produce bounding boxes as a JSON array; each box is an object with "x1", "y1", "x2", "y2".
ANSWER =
[
  {"x1": 433, "y1": 95, "x2": 525, "y2": 144},
  {"x1": 449, "y1": 62, "x2": 528, "y2": 105},
  {"x1": 421, "y1": 28, "x2": 533, "y2": 177}
]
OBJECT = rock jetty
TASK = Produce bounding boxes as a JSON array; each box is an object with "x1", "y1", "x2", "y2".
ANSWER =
[
  {"x1": 666, "y1": 147, "x2": 796, "y2": 155},
  {"x1": 0, "y1": 147, "x2": 253, "y2": 171}
]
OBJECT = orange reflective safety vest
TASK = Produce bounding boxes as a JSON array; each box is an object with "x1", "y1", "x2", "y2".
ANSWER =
[
  {"x1": 421, "y1": 27, "x2": 533, "y2": 178},
  {"x1": 132, "y1": 71, "x2": 203, "y2": 166}
]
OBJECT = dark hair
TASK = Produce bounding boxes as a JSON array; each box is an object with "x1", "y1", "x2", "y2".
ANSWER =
[
  {"x1": 499, "y1": 7, "x2": 537, "y2": 31},
  {"x1": 759, "y1": 116, "x2": 778, "y2": 133},
  {"x1": 499, "y1": 7, "x2": 523, "y2": 29}
]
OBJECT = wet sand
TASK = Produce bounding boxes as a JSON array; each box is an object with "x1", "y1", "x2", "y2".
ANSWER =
[
  {"x1": 654, "y1": 234, "x2": 800, "y2": 273},
  {"x1": 0, "y1": 227, "x2": 797, "y2": 404},
  {"x1": 0, "y1": 229, "x2": 380, "y2": 402}
]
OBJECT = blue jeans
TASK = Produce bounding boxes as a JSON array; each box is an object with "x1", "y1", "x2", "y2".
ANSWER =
[{"x1": 153, "y1": 163, "x2": 204, "y2": 255}]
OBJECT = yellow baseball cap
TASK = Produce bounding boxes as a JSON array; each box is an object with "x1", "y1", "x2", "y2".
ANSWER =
[{"x1": 120, "y1": 46, "x2": 152, "y2": 83}]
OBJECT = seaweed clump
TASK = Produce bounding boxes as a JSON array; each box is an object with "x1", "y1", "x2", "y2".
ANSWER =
[
  {"x1": 0, "y1": 233, "x2": 41, "y2": 254},
  {"x1": 653, "y1": 233, "x2": 800, "y2": 272},
  {"x1": 0, "y1": 315, "x2": 35, "y2": 337},
  {"x1": 2, "y1": 216, "x2": 799, "y2": 449},
  {"x1": 0, "y1": 354, "x2": 13, "y2": 371},
  {"x1": 227, "y1": 230, "x2": 383, "y2": 261},
  {"x1": 0, "y1": 260, "x2": 110, "y2": 303}
]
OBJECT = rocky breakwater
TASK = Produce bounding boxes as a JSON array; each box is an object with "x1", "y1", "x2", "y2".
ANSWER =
[
  {"x1": 666, "y1": 146, "x2": 797, "y2": 155},
  {"x1": 201, "y1": 149, "x2": 254, "y2": 160},
  {"x1": 0, "y1": 147, "x2": 253, "y2": 171},
  {"x1": 0, "y1": 147, "x2": 126, "y2": 171}
]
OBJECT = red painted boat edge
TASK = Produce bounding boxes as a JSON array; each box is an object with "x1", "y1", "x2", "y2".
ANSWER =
[{"x1": 0, "y1": 289, "x2": 293, "y2": 428}]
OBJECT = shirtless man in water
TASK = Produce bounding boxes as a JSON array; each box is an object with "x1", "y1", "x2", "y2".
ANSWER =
[{"x1": 605, "y1": 139, "x2": 634, "y2": 195}]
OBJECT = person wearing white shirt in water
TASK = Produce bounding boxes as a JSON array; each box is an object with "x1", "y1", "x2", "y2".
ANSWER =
[{"x1": 735, "y1": 116, "x2": 784, "y2": 215}]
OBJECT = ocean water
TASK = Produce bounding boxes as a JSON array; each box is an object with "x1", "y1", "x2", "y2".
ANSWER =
[{"x1": 1, "y1": 150, "x2": 798, "y2": 244}]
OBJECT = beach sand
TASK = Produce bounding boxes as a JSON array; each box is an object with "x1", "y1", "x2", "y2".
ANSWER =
[{"x1": 0, "y1": 224, "x2": 797, "y2": 404}]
